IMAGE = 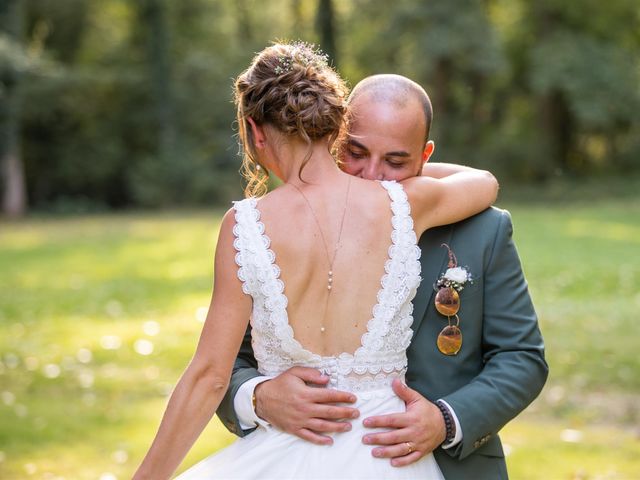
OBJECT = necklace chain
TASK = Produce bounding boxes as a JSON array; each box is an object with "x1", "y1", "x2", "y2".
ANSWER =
[{"x1": 289, "y1": 176, "x2": 352, "y2": 332}]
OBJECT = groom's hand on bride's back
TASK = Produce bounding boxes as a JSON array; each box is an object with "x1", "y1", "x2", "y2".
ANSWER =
[{"x1": 254, "y1": 366, "x2": 360, "y2": 445}]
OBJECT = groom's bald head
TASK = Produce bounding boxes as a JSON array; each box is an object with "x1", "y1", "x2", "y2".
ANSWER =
[
  {"x1": 340, "y1": 74, "x2": 435, "y2": 181},
  {"x1": 348, "y1": 74, "x2": 433, "y2": 141}
]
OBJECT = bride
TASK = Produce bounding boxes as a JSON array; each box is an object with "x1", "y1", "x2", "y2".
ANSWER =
[{"x1": 133, "y1": 42, "x2": 498, "y2": 479}]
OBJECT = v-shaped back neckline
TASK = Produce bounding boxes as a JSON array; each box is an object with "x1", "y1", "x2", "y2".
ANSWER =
[{"x1": 245, "y1": 180, "x2": 405, "y2": 361}]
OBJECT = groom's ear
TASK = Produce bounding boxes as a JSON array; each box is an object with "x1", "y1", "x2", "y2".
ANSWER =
[
  {"x1": 422, "y1": 141, "x2": 435, "y2": 164},
  {"x1": 247, "y1": 117, "x2": 267, "y2": 149}
]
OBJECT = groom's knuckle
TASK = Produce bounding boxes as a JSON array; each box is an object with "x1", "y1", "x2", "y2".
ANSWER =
[
  {"x1": 307, "y1": 419, "x2": 321, "y2": 430},
  {"x1": 299, "y1": 405, "x2": 311, "y2": 416}
]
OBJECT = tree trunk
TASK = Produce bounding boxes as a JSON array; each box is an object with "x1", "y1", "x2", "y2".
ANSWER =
[
  {"x1": 432, "y1": 56, "x2": 454, "y2": 146},
  {"x1": 1, "y1": 0, "x2": 27, "y2": 217},
  {"x1": 532, "y1": 2, "x2": 574, "y2": 175},
  {"x1": 140, "y1": 0, "x2": 177, "y2": 162},
  {"x1": 291, "y1": 0, "x2": 304, "y2": 38},
  {"x1": 468, "y1": 71, "x2": 486, "y2": 145},
  {"x1": 234, "y1": 0, "x2": 253, "y2": 44},
  {"x1": 539, "y1": 89, "x2": 573, "y2": 173},
  {"x1": 315, "y1": 0, "x2": 338, "y2": 66}
]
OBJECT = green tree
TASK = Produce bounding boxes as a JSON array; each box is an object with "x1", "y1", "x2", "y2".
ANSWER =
[
  {"x1": 0, "y1": 0, "x2": 27, "y2": 217},
  {"x1": 316, "y1": 0, "x2": 338, "y2": 65},
  {"x1": 7, "y1": 0, "x2": 639, "y2": 212},
  {"x1": 523, "y1": 0, "x2": 640, "y2": 175}
]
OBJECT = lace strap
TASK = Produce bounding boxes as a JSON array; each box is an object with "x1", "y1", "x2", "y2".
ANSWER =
[
  {"x1": 231, "y1": 198, "x2": 275, "y2": 295},
  {"x1": 231, "y1": 198, "x2": 292, "y2": 329},
  {"x1": 355, "y1": 181, "x2": 421, "y2": 358}
]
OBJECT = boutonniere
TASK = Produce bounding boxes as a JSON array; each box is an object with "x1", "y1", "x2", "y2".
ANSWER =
[
  {"x1": 436, "y1": 265, "x2": 473, "y2": 292},
  {"x1": 433, "y1": 244, "x2": 473, "y2": 356}
]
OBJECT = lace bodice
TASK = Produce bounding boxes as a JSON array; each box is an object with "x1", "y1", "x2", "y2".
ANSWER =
[{"x1": 232, "y1": 181, "x2": 421, "y2": 396}]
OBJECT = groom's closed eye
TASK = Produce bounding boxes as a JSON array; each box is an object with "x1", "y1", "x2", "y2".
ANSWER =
[
  {"x1": 344, "y1": 140, "x2": 369, "y2": 159},
  {"x1": 347, "y1": 149, "x2": 367, "y2": 159},
  {"x1": 384, "y1": 150, "x2": 411, "y2": 161},
  {"x1": 385, "y1": 158, "x2": 408, "y2": 168}
]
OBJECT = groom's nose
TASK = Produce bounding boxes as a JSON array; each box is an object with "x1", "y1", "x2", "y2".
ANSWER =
[{"x1": 361, "y1": 160, "x2": 384, "y2": 181}]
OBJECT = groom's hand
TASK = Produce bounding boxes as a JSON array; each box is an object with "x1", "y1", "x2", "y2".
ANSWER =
[
  {"x1": 361, "y1": 379, "x2": 446, "y2": 467},
  {"x1": 254, "y1": 366, "x2": 359, "y2": 445}
]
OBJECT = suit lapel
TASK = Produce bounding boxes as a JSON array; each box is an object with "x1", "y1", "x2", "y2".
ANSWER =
[{"x1": 411, "y1": 225, "x2": 454, "y2": 339}]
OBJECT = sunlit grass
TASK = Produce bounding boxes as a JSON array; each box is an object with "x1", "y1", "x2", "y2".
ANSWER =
[
  {"x1": 508, "y1": 202, "x2": 640, "y2": 418},
  {"x1": 1, "y1": 200, "x2": 639, "y2": 479},
  {"x1": 502, "y1": 418, "x2": 640, "y2": 479},
  {"x1": 0, "y1": 211, "x2": 229, "y2": 479}
]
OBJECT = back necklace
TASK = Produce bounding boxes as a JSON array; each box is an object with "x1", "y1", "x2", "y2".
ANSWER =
[{"x1": 289, "y1": 176, "x2": 352, "y2": 333}]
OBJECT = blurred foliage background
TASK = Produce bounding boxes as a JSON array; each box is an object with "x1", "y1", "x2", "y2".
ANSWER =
[
  {"x1": 1, "y1": 0, "x2": 640, "y2": 479},
  {"x1": 1, "y1": 0, "x2": 639, "y2": 216}
]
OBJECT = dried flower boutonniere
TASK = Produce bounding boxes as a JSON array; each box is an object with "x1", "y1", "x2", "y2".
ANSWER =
[{"x1": 433, "y1": 244, "x2": 473, "y2": 355}]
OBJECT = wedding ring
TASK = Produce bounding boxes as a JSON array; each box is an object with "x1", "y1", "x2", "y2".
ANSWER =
[{"x1": 404, "y1": 442, "x2": 414, "y2": 455}]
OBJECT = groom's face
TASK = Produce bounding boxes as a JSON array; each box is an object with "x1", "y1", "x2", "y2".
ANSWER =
[{"x1": 340, "y1": 96, "x2": 427, "y2": 181}]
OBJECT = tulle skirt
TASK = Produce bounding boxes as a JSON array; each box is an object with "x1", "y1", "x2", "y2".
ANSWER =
[{"x1": 175, "y1": 388, "x2": 444, "y2": 480}]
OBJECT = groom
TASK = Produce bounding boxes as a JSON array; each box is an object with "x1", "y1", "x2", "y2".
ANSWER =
[{"x1": 217, "y1": 74, "x2": 548, "y2": 479}]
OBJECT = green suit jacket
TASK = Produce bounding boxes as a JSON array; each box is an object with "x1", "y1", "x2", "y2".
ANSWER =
[{"x1": 217, "y1": 207, "x2": 549, "y2": 480}]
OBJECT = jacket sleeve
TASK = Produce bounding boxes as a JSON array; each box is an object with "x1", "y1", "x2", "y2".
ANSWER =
[
  {"x1": 442, "y1": 210, "x2": 549, "y2": 460},
  {"x1": 216, "y1": 324, "x2": 262, "y2": 437}
]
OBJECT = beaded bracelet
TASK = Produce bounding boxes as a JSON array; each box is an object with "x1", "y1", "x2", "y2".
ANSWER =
[{"x1": 435, "y1": 400, "x2": 456, "y2": 444}]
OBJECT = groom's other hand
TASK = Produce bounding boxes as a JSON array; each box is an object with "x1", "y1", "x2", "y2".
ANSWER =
[
  {"x1": 254, "y1": 366, "x2": 359, "y2": 445},
  {"x1": 362, "y1": 379, "x2": 446, "y2": 467}
]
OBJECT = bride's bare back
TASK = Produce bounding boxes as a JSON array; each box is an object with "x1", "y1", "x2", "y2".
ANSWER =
[{"x1": 256, "y1": 175, "x2": 395, "y2": 357}]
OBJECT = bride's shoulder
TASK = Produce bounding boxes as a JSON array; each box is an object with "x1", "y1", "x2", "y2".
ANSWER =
[
  {"x1": 219, "y1": 206, "x2": 238, "y2": 232},
  {"x1": 213, "y1": 207, "x2": 240, "y2": 258},
  {"x1": 231, "y1": 189, "x2": 281, "y2": 215}
]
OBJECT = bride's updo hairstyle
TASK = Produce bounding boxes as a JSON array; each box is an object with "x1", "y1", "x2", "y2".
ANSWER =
[{"x1": 234, "y1": 42, "x2": 349, "y2": 197}]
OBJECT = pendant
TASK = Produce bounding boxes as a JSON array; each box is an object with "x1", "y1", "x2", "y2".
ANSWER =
[
  {"x1": 437, "y1": 325, "x2": 462, "y2": 356},
  {"x1": 435, "y1": 287, "x2": 460, "y2": 316}
]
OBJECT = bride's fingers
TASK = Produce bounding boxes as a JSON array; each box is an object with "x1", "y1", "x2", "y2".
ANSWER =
[{"x1": 296, "y1": 428, "x2": 335, "y2": 446}]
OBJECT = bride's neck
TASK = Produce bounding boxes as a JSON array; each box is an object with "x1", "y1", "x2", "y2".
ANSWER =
[{"x1": 274, "y1": 138, "x2": 342, "y2": 185}]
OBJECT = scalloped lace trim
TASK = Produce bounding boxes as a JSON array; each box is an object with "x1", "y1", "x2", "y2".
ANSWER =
[{"x1": 231, "y1": 181, "x2": 421, "y2": 392}]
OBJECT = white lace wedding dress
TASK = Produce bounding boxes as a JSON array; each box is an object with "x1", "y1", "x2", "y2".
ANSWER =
[{"x1": 176, "y1": 181, "x2": 444, "y2": 480}]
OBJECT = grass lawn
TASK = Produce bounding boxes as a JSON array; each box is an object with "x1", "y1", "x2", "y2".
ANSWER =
[{"x1": 1, "y1": 198, "x2": 639, "y2": 479}]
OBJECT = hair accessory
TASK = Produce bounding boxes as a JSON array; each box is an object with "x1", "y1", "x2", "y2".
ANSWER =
[
  {"x1": 274, "y1": 56, "x2": 293, "y2": 75},
  {"x1": 433, "y1": 243, "x2": 472, "y2": 355},
  {"x1": 274, "y1": 42, "x2": 330, "y2": 75}
]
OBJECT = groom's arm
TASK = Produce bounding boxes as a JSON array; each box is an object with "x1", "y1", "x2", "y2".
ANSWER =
[
  {"x1": 442, "y1": 209, "x2": 549, "y2": 460},
  {"x1": 217, "y1": 324, "x2": 262, "y2": 437}
]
